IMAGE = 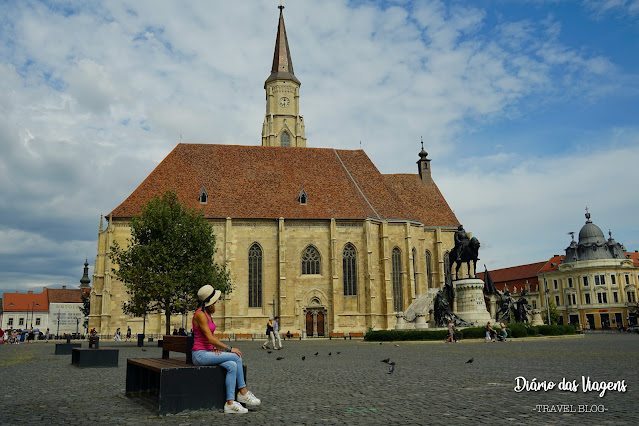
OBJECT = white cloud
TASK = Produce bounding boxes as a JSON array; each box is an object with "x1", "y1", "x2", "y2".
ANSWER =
[{"x1": 0, "y1": 0, "x2": 637, "y2": 290}]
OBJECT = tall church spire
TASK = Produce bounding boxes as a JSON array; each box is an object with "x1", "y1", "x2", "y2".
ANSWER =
[
  {"x1": 262, "y1": 3, "x2": 306, "y2": 147},
  {"x1": 266, "y1": 3, "x2": 300, "y2": 86}
]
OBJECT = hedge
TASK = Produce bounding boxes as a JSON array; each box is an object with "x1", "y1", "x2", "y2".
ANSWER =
[{"x1": 364, "y1": 324, "x2": 576, "y2": 341}]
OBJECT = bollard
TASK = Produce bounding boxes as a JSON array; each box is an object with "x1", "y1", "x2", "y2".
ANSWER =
[{"x1": 89, "y1": 335, "x2": 100, "y2": 349}]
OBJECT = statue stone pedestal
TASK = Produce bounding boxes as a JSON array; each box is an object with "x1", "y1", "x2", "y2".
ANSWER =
[
  {"x1": 531, "y1": 309, "x2": 544, "y2": 326},
  {"x1": 453, "y1": 278, "x2": 492, "y2": 326},
  {"x1": 395, "y1": 313, "x2": 406, "y2": 330},
  {"x1": 415, "y1": 314, "x2": 429, "y2": 329}
]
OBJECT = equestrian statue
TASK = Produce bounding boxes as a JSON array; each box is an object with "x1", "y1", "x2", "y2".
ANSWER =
[{"x1": 449, "y1": 225, "x2": 481, "y2": 281}]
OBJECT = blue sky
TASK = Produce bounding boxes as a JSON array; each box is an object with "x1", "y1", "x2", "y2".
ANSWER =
[{"x1": 1, "y1": 0, "x2": 638, "y2": 293}]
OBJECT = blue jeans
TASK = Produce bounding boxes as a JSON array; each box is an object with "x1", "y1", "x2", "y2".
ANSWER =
[{"x1": 192, "y1": 350, "x2": 246, "y2": 401}]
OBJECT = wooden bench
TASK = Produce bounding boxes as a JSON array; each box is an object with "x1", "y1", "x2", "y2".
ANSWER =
[
  {"x1": 126, "y1": 335, "x2": 246, "y2": 415},
  {"x1": 284, "y1": 332, "x2": 301, "y2": 340},
  {"x1": 329, "y1": 332, "x2": 346, "y2": 340},
  {"x1": 216, "y1": 333, "x2": 231, "y2": 341},
  {"x1": 234, "y1": 333, "x2": 254, "y2": 341},
  {"x1": 348, "y1": 332, "x2": 365, "y2": 340}
]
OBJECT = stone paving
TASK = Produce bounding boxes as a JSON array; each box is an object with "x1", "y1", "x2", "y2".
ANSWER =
[{"x1": 1, "y1": 332, "x2": 638, "y2": 425}]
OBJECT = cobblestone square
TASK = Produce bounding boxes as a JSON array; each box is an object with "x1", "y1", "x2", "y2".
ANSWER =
[{"x1": 1, "y1": 333, "x2": 637, "y2": 425}]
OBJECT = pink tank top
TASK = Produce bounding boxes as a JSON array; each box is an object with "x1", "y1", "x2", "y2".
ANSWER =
[{"x1": 192, "y1": 309, "x2": 216, "y2": 352}]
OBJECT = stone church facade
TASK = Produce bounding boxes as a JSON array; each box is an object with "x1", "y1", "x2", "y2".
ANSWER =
[{"x1": 89, "y1": 7, "x2": 460, "y2": 336}]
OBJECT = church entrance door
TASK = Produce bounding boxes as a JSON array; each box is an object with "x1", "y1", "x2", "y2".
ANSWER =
[
  {"x1": 317, "y1": 312, "x2": 325, "y2": 336},
  {"x1": 306, "y1": 312, "x2": 313, "y2": 337}
]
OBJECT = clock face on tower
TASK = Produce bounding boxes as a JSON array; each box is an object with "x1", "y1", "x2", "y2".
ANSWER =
[{"x1": 279, "y1": 97, "x2": 290, "y2": 107}]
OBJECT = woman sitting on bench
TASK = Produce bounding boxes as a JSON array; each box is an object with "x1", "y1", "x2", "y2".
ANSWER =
[{"x1": 192, "y1": 285, "x2": 261, "y2": 414}]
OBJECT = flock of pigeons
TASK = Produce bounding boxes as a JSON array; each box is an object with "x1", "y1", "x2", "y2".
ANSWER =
[{"x1": 265, "y1": 342, "x2": 474, "y2": 373}]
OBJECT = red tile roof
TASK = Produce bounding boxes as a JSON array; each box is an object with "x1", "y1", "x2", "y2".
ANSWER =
[
  {"x1": 479, "y1": 261, "x2": 547, "y2": 283},
  {"x1": 538, "y1": 255, "x2": 565, "y2": 274},
  {"x1": 478, "y1": 261, "x2": 547, "y2": 293},
  {"x1": 47, "y1": 288, "x2": 83, "y2": 304},
  {"x1": 3, "y1": 290, "x2": 49, "y2": 312},
  {"x1": 109, "y1": 144, "x2": 459, "y2": 226},
  {"x1": 626, "y1": 251, "x2": 639, "y2": 266}
]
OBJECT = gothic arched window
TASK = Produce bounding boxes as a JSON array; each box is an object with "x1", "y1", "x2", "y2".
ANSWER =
[
  {"x1": 302, "y1": 245, "x2": 321, "y2": 275},
  {"x1": 425, "y1": 250, "x2": 433, "y2": 289},
  {"x1": 392, "y1": 247, "x2": 403, "y2": 312},
  {"x1": 343, "y1": 243, "x2": 357, "y2": 296},
  {"x1": 248, "y1": 243, "x2": 262, "y2": 308},
  {"x1": 281, "y1": 131, "x2": 290, "y2": 147},
  {"x1": 412, "y1": 247, "x2": 418, "y2": 295}
]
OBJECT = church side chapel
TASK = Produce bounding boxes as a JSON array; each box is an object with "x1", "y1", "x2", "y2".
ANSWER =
[{"x1": 89, "y1": 6, "x2": 461, "y2": 336}]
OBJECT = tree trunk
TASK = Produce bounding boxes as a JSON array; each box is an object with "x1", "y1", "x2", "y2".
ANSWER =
[{"x1": 165, "y1": 310, "x2": 172, "y2": 335}]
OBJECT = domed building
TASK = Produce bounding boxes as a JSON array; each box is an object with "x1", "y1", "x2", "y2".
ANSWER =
[{"x1": 538, "y1": 210, "x2": 639, "y2": 329}]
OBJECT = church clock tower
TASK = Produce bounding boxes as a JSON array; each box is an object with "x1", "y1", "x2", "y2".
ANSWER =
[{"x1": 262, "y1": 4, "x2": 306, "y2": 147}]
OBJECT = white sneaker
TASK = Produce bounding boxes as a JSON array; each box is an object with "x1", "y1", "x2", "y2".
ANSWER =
[
  {"x1": 224, "y1": 401, "x2": 248, "y2": 414},
  {"x1": 237, "y1": 390, "x2": 261, "y2": 406}
]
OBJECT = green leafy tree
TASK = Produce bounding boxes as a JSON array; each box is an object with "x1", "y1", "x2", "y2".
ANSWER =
[
  {"x1": 109, "y1": 191, "x2": 232, "y2": 335},
  {"x1": 80, "y1": 291, "x2": 91, "y2": 331},
  {"x1": 543, "y1": 300, "x2": 561, "y2": 325}
]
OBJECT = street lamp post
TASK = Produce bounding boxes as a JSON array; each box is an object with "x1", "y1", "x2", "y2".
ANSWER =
[
  {"x1": 544, "y1": 278, "x2": 551, "y2": 325},
  {"x1": 57, "y1": 311, "x2": 61, "y2": 338},
  {"x1": 30, "y1": 303, "x2": 34, "y2": 328}
]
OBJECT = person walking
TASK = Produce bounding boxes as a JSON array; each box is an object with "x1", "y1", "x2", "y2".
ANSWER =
[
  {"x1": 500, "y1": 321, "x2": 507, "y2": 342},
  {"x1": 113, "y1": 328, "x2": 122, "y2": 342},
  {"x1": 272, "y1": 316, "x2": 283, "y2": 350},
  {"x1": 445, "y1": 320, "x2": 455, "y2": 343},
  {"x1": 262, "y1": 318, "x2": 276, "y2": 350},
  {"x1": 192, "y1": 285, "x2": 261, "y2": 414},
  {"x1": 485, "y1": 322, "x2": 495, "y2": 342},
  {"x1": 126, "y1": 326, "x2": 132, "y2": 342}
]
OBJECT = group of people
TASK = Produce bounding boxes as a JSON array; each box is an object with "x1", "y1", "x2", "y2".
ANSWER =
[
  {"x1": 485, "y1": 321, "x2": 507, "y2": 342},
  {"x1": 262, "y1": 316, "x2": 284, "y2": 350},
  {"x1": 0, "y1": 327, "x2": 49, "y2": 344},
  {"x1": 113, "y1": 326, "x2": 133, "y2": 342}
]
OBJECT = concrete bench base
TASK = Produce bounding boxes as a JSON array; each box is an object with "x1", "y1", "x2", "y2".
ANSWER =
[
  {"x1": 126, "y1": 358, "x2": 246, "y2": 415},
  {"x1": 72, "y1": 348, "x2": 119, "y2": 367},
  {"x1": 55, "y1": 343, "x2": 81, "y2": 355}
]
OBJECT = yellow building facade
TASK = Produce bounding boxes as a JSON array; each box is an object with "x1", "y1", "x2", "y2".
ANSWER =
[
  {"x1": 538, "y1": 212, "x2": 639, "y2": 329},
  {"x1": 88, "y1": 7, "x2": 461, "y2": 336}
]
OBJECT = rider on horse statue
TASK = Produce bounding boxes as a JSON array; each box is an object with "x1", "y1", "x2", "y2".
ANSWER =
[{"x1": 454, "y1": 225, "x2": 470, "y2": 262}]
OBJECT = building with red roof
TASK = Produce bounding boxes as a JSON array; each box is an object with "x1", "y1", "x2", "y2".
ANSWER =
[
  {"x1": 89, "y1": 6, "x2": 462, "y2": 336},
  {"x1": 482, "y1": 211, "x2": 639, "y2": 329}
]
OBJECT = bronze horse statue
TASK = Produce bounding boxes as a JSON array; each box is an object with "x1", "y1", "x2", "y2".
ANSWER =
[{"x1": 449, "y1": 236, "x2": 480, "y2": 280}]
